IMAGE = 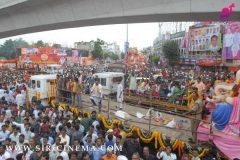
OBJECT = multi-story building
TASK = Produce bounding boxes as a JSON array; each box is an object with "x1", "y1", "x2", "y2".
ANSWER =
[
  {"x1": 153, "y1": 33, "x2": 170, "y2": 58},
  {"x1": 74, "y1": 41, "x2": 94, "y2": 51},
  {"x1": 101, "y1": 42, "x2": 120, "y2": 56}
]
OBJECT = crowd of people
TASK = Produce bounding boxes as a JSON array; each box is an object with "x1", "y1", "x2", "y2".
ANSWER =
[{"x1": 0, "y1": 65, "x2": 237, "y2": 160}]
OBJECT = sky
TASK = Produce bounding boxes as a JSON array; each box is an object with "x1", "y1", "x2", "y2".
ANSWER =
[{"x1": 0, "y1": 23, "x2": 161, "y2": 51}]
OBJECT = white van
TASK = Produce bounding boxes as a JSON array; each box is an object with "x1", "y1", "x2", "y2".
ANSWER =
[
  {"x1": 93, "y1": 72, "x2": 124, "y2": 95},
  {"x1": 28, "y1": 74, "x2": 57, "y2": 106},
  {"x1": 46, "y1": 64, "x2": 63, "y2": 74}
]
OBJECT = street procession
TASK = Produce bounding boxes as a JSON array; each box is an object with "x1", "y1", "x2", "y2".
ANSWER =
[{"x1": 1, "y1": 1, "x2": 240, "y2": 160}]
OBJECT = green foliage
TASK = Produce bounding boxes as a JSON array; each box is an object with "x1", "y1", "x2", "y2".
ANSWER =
[
  {"x1": 0, "y1": 38, "x2": 30, "y2": 59},
  {"x1": 52, "y1": 43, "x2": 62, "y2": 48},
  {"x1": 149, "y1": 54, "x2": 160, "y2": 65},
  {"x1": 92, "y1": 42, "x2": 103, "y2": 59},
  {"x1": 162, "y1": 40, "x2": 180, "y2": 66},
  {"x1": 32, "y1": 40, "x2": 50, "y2": 48},
  {"x1": 110, "y1": 53, "x2": 119, "y2": 60}
]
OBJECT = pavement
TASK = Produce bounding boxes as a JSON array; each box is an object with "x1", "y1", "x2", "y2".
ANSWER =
[{"x1": 78, "y1": 94, "x2": 193, "y2": 143}]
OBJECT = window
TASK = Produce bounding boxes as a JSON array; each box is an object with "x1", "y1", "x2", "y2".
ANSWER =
[
  {"x1": 37, "y1": 81, "x2": 41, "y2": 88},
  {"x1": 101, "y1": 78, "x2": 106, "y2": 86},
  {"x1": 32, "y1": 80, "x2": 36, "y2": 89}
]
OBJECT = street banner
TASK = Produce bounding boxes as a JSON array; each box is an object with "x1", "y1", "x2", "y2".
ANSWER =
[
  {"x1": 188, "y1": 25, "x2": 221, "y2": 52},
  {"x1": 222, "y1": 22, "x2": 240, "y2": 59},
  {"x1": 72, "y1": 50, "x2": 79, "y2": 63}
]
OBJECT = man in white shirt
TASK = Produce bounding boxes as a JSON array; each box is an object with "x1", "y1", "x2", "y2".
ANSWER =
[
  {"x1": 22, "y1": 143, "x2": 32, "y2": 160},
  {"x1": 224, "y1": 29, "x2": 233, "y2": 59},
  {"x1": 59, "y1": 128, "x2": 70, "y2": 147},
  {"x1": 90, "y1": 80, "x2": 103, "y2": 113},
  {"x1": 232, "y1": 27, "x2": 240, "y2": 57},
  {"x1": 9, "y1": 127, "x2": 21, "y2": 143},
  {"x1": 58, "y1": 144, "x2": 69, "y2": 160},
  {"x1": 0, "y1": 145, "x2": 11, "y2": 160},
  {"x1": 18, "y1": 106, "x2": 25, "y2": 118},
  {"x1": 0, "y1": 125, "x2": 10, "y2": 145},
  {"x1": 8, "y1": 141, "x2": 22, "y2": 160},
  {"x1": 15, "y1": 91, "x2": 25, "y2": 109},
  {"x1": 3, "y1": 91, "x2": 10, "y2": 104},
  {"x1": 156, "y1": 146, "x2": 177, "y2": 160},
  {"x1": 116, "y1": 80, "x2": 123, "y2": 110}
]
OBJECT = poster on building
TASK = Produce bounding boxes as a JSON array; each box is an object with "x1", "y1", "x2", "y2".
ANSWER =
[
  {"x1": 222, "y1": 22, "x2": 240, "y2": 59},
  {"x1": 20, "y1": 48, "x2": 66, "y2": 64},
  {"x1": 72, "y1": 50, "x2": 79, "y2": 63},
  {"x1": 21, "y1": 48, "x2": 28, "y2": 55},
  {"x1": 181, "y1": 37, "x2": 188, "y2": 48},
  {"x1": 58, "y1": 49, "x2": 67, "y2": 56},
  {"x1": 27, "y1": 48, "x2": 38, "y2": 54},
  {"x1": 188, "y1": 25, "x2": 221, "y2": 52}
]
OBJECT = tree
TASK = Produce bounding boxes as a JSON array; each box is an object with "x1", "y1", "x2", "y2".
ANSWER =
[
  {"x1": 92, "y1": 42, "x2": 103, "y2": 59},
  {"x1": 32, "y1": 40, "x2": 49, "y2": 48},
  {"x1": 162, "y1": 40, "x2": 180, "y2": 66},
  {"x1": 0, "y1": 38, "x2": 30, "y2": 59},
  {"x1": 149, "y1": 54, "x2": 160, "y2": 65},
  {"x1": 92, "y1": 38, "x2": 105, "y2": 59},
  {"x1": 52, "y1": 43, "x2": 62, "y2": 48},
  {"x1": 110, "y1": 53, "x2": 119, "y2": 60}
]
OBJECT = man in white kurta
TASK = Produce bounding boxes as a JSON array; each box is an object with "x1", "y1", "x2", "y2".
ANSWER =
[
  {"x1": 116, "y1": 81, "x2": 123, "y2": 110},
  {"x1": 90, "y1": 80, "x2": 103, "y2": 113},
  {"x1": 16, "y1": 92, "x2": 25, "y2": 109}
]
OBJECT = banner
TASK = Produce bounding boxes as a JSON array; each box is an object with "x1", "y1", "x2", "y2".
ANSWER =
[
  {"x1": 181, "y1": 37, "x2": 188, "y2": 48},
  {"x1": 58, "y1": 49, "x2": 67, "y2": 56},
  {"x1": 124, "y1": 42, "x2": 129, "y2": 54},
  {"x1": 72, "y1": 50, "x2": 79, "y2": 63},
  {"x1": 222, "y1": 22, "x2": 240, "y2": 59},
  {"x1": 20, "y1": 47, "x2": 67, "y2": 64},
  {"x1": 188, "y1": 25, "x2": 221, "y2": 52}
]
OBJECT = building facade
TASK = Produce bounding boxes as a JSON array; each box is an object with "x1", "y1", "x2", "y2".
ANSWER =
[
  {"x1": 101, "y1": 42, "x2": 120, "y2": 55},
  {"x1": 74, "y1": 41, "x2": 94, "y2": 51}
]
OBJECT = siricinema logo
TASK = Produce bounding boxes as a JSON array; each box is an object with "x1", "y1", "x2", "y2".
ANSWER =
[{"x1": 220, "y1": 3, "x2": 235, "y2": 23}]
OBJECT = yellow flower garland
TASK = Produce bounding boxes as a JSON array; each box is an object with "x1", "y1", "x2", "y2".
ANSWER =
[{"x1": 50, "y1": 100, "x2": 208, "y2": 158}]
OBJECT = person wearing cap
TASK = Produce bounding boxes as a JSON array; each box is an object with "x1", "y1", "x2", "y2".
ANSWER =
[{"x1": 105, "y1": 129, "x2": 116, "y2": 143}]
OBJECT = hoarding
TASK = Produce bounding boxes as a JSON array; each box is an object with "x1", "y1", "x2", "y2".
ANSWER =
[
  {"x1": 188, "y1": 25, "x2": 221, "y2": 52},
  {"x1": 222, "y1": 22, "x2": 240, "y2": 59},
  {"x1": 20, "y1": 48, "x2": 66, "y2": 64},
  {"x1": 72, "y1": 50, "x2": 79, "y2": 63}
]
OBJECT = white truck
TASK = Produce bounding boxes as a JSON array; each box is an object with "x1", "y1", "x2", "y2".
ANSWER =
[
  {"x1": 27, "y1": 74, "x2": 57, "y2": 106},
  {"x1": 46, "y1": 64, "x2": 63, "y2": 74},
  {"x1": 92, "y1": 72, "x2": 124, "y2": 95}
]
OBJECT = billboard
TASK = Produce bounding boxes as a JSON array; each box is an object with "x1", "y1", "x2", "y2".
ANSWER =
[
  {"x1": 19, "y1": 48, "x2": 66, "y2": 64},
  {"x1": 188, "y1": 25, "x2": 221, "y2": 52},
  {"x1": 124, "y1": 42, "x2": 129, "y2": 54},
  {"x1": 72, "y1": 50, "x2": 79, "y2": 63},
  {"x1": 181, "y1": 37, "x2": 188, "y2": 48},
  {"x1": 222, "y1": 22, "x2": 240, "y2": 59}
]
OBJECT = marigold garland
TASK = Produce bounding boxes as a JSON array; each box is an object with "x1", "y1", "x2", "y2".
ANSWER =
[
  {"x1": 50, "y1": 100, "x2": 208, "y2": 158},
  {"x1": 229, "y1": 79, "x2": 240, "y2": 97}
]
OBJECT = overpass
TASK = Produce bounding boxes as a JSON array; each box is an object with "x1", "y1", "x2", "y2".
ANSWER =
[{"x1": 0, "y1": 0, "x2": 240, "y2": 38}]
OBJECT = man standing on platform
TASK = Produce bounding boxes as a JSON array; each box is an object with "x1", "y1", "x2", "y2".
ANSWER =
[
  {"x1": 116, "y1": 79, "x2": 123, "y2": 110},
  {"x1": 90, "y1": 79, "x2": 102, "y2": 113}
]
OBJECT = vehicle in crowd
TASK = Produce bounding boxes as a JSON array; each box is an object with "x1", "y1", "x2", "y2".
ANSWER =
[
  {"x1": 107, "y1": 63, "x2": 126, "y2": 74},
  {"x1": 45, "y1": 64, "x2": 63, "y2": 74},
  {"x1": 92, "y1": 72, "x2": 124, "y2": 95},
  {"x1": 27, "y1": 74, "x2": 57, "y2": 106}
]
